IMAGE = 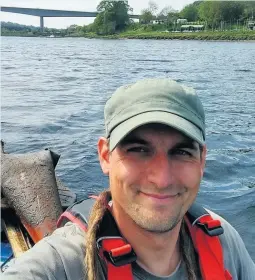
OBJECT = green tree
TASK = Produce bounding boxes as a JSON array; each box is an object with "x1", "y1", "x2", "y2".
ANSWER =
[
  {"x1": 82, "y1": 23, "x2": 95, "y2": 33},
  {"x1": 94, "y1": 0, "x2": 133, "y2": 34},
  {"x1": 93, "y1": 12, "x2": 116, "y2": 34},
  {"x1": 198, "y1": 1, "x2": 222, "y2": 28},
  {"x1": 219, "y1": 1, "x2": 244, "y2": 22},
  {"x1": 242, "y1": 2, "x2": 255, "y2": 20},
  {"x1": 156, "y1": 6, "x2": 179, "y2": 30},
  {"x1": 166, "y1": 11, "x2": 179, "y2": 30},
  {"x1": 140, "y1": 9, "x2": 154, "y2": 24},
  {"x1": 180, "y1": 3, "x2": 199, "y2": 22},
  {"x1": 139, "y1": 1, "x2": 158, "y2": 24},
  {"x1": 198, "y1": 1, "x2": 245, "y2": 29}
]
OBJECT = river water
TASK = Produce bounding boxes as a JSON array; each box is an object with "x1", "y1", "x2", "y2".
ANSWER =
[{"x1": 1, "y1": 36, "x2": 255, "y2": 260}]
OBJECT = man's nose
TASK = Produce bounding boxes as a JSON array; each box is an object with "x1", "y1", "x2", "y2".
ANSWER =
[{"x1": 147, "y1": 153, "x2": 175, "y2": 189}]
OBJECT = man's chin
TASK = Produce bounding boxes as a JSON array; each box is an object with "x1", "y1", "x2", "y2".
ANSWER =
[
  {"x1": 132, "y1": 212, "x2": 182, "y2": 233},
  {"x1": 141, "y1": 223, "x2": 179, "y2": 234}
]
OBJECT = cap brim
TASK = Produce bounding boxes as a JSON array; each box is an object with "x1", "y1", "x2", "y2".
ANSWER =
[{"x1": 109, "y1": 111, "x2": 204, "y2": 151}]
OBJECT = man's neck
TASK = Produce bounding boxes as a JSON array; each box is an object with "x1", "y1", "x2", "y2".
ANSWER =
[{"x1": 111, "y1": 204, "x2": 182, "y2": 277}]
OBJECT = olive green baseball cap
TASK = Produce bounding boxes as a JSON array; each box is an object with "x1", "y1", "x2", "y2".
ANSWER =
[{"x1": 104, "y1": 78, "x2": 205, "y2": 151}]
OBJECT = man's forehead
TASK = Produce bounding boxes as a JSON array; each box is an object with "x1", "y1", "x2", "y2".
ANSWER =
[{"x1": 121, "y1": 123, "x2": 195, "y2": 144}]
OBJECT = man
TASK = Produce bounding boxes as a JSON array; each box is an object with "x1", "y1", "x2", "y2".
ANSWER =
[{"x1": 3, "y1": 78, "x2": 255, "y2": 279}]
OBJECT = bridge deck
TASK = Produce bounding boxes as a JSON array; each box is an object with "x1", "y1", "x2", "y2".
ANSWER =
[{"x1": 1, "y1": 6, "x2": 139, "y2": 18}]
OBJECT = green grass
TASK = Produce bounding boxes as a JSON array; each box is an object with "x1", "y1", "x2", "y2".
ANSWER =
[
  {"x1": 2, "y1": 29, "x2": 255, "y2": 41},
  {"x1": 83, "y1": 30, "x2": 255, "y2": 41}
]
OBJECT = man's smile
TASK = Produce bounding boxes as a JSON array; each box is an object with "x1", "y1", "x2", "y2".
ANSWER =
[{"x1": 139, "y1": 191, "x2": 182, "y2": 205}]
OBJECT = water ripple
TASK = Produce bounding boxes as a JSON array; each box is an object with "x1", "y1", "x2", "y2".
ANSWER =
[{"x1": 1, "y1": 37, "x2": 255, "y2": 259}]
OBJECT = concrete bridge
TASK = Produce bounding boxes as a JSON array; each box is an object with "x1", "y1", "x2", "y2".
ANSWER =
[{"x1": 1, "y1": 6, "x2": 140, "y2": 32}]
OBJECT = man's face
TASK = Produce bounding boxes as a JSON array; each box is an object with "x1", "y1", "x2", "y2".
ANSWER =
[{"x1": 98, "y1": 124, "x2": 206, "y2": 233}]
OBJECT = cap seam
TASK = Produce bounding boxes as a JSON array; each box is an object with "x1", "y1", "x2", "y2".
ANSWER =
[{"x1": 106, "y1": 100, "x2": 204, "y2": 126}]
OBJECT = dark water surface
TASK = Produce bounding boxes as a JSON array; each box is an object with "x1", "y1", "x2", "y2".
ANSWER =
[{"x1": 1, "y1": 37, "x2": 255, "y2": 260}]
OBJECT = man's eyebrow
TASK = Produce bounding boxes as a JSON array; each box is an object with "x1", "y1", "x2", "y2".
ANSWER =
[
  {"x1": 119, "y1": 136, "x2": 149, "y2": 146},
  {"x1": 172, "y1": 140, "x2": 198, "y2": 151},
  {"x1": 119, "y1": 136, "x2": 198, "y2": 150}
]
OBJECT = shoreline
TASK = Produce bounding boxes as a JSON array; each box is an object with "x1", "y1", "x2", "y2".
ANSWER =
[
  {"x1": 82, "y1": 30, "x2": 255, "y2": 41},
  {"x1": 2, "y1": 30, "x2": 255, "y2": 41}
]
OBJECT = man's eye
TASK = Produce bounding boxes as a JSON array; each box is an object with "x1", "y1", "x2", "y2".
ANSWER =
[
  {"x1": 127, "y1": 147, "x2": 148, "y2": 153},
  {"x1": 173, "y1": 149, "x2": 192, "y2": 156}
]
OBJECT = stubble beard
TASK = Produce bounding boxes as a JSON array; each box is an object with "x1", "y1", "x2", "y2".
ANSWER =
[{"x1": 125, "y1": 202, "x2": 183, "y2": 234}]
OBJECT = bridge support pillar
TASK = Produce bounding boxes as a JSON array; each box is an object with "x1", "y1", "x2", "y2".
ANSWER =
[{"x1": 40, "y1": 16, "x2": 44, "y2": 32}]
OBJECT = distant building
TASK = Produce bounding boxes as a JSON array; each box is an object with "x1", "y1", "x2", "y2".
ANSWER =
[
  {"x1": 151, "y1": 19, "x2": 167, "y2": 25},
  {"x1": 177, "y1": 19, "x2": 188, "y2": 25},
  {"x1": 247, "y1": 21, "x2": 255, "y2": 30}
]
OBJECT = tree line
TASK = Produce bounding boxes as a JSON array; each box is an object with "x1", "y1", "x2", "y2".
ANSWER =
[
  {"x1": 1, "y1": 21, "x2": 69, "y2": 36},
  {"x1": 81, "y1": 0, "x2": 255, "y2": 34},
  {"x1": 1, "y1": 1, "x2": 255, "y2": 36}
]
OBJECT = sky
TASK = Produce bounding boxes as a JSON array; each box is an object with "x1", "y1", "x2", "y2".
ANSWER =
[{"x1": 0, "y1": 0, "x2": 194, "y2": 28}]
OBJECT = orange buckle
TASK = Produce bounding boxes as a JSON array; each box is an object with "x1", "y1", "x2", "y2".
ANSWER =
[{"x1": 111, "y1": 244, "x2": 132, "y2": 257}]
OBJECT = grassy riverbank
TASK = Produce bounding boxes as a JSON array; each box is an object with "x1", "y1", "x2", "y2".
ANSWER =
[
  {"x1": 83, "y1": 30, "x2": 255, "y2": 41},
  {"x1": 2, "y1": 29, "x2": 255, "y2": 41}
]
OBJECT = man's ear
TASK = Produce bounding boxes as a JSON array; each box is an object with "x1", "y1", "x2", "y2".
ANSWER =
[
  {"x1": 98, "y1": 137, "x2": 110, "y2": 175},
  {"x1": 200, "y1": 144, "x2": 207, "y2": 177}
]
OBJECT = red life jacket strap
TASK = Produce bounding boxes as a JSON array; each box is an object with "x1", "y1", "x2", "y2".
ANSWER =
[
  {"x1": 58, "y1": 199, "x2": 232, "y2": 280},
  {"x1": 196, "y1": 215, "x2": 224, "y2": 237},
  {"x1": 97, "y1": 237, "x2": 135, "y2": 280},
  {"x1": 185, "y1": 215, "x2": 232, "y2": 280},
  {"x1": 57, "y1": 211, "x2": 88, "y2": 232}
]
